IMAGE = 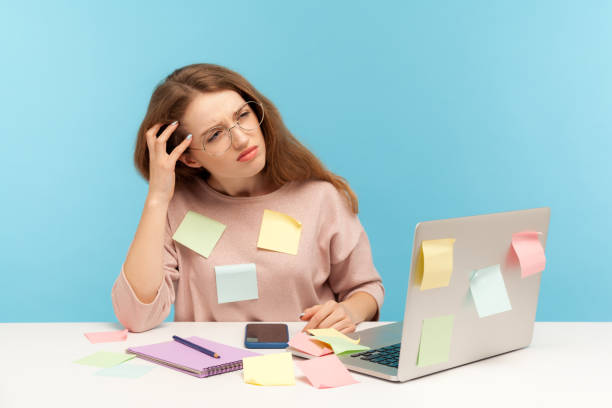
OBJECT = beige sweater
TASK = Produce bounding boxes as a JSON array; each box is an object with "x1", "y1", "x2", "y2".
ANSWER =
[{"x1": 111, "y1": 178, "x2": 384, "y2": 332}]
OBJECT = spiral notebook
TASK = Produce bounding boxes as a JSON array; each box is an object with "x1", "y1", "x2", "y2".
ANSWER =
[{"x1": 126, "y1": 336, "x2": 261, "y2": 378}]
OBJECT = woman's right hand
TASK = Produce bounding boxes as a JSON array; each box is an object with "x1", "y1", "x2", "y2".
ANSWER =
[{"x1": 145, "y1": 121, "x2": 192, "y2": 204}]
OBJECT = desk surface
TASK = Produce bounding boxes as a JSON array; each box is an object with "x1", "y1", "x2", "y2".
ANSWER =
[{"x1": 1, "y1": 322, "x2": 610, "y2": 407}]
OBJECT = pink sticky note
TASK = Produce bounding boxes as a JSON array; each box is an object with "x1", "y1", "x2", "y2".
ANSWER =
[
  {"x1": 511, "y1": 231, "x2": 546, "y2": 277},
  {"x1": 296, "y1": 354, "x2": 359, "y2": 389},
  {"x1": 288, "y1": 332, "x2": 333, "y2": 357},
  {"x1": 84, "y1": 329, "x2": 128, "y2": 344}
]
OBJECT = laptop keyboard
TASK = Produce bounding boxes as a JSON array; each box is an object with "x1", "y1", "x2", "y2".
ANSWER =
[{"x1": 349, "y1": 343, "x2": 401, "y2": 368}]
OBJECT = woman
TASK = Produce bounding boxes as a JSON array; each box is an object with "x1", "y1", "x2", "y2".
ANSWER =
[{"x1": 112, "y1": 63, "x2": 384, "y2": 333}]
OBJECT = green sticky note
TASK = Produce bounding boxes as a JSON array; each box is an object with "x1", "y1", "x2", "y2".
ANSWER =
[
  {"x1": 95, "y1": 364, "x2": 154, "y2": 378},
  {"x1": 470, "y1": 264, "x2": 512, "y2": 318},
  {"x1": 417, "y1": 315, "x2": 454, "y2": 367},
  {"x1": 172, "y1": 211, "x2": 226, "y2": 258},
  {"x1": 310, "y1": 336, "x2": 370, "y2": 355},
  {"x1": 74, "y1": 351, "x2": 136, "y2": 368},
  {"x1": 214, "y1": 263, "x2": 259, "y2": 304}
]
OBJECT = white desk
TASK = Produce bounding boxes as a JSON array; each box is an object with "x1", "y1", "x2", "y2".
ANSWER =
[{"x1": 0, "y1": 322, "x2": 610, "y2": 407}]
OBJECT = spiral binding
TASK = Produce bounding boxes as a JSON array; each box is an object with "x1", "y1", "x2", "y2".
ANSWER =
[{"x1": 205, "y1": 361, "x2": 244, "y2": 377}]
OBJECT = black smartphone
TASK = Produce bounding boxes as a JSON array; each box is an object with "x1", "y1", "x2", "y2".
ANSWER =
[{"x1": 244, "y1": 323, "x2": 289, "y2": 349}]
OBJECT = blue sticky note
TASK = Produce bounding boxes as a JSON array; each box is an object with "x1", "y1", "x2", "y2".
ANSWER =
[
  {"x1": 214, "y1": 263, "x2": 259, "y2": 304},
  {"x1": 95, "y1": 364, "x2": 154, "y2": 378},
  {"x1": 470, "y1": 264, "x2": 512, "y2": 318}
]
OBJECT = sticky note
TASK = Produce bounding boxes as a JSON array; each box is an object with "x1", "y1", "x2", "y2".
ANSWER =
[
  {"x1": 243, "y1": 352, "x2": 295, "y2": 386},
  {"x1": 95, "y1": 364, "x2": 154, "y2": 378},
  {"x1": 470, "y1": 264, "x2": 512, "y2": 318},
  {"x1": 74, "y1": 351, "x2": 136, "y2": 368},
  {"x1": 257, "y1": 209, "x2": 302, "y2": 255},
  {"x1": 511, "y1": 231, "x2": 546, "y2": 277},
  {"x1": 84, "y1": 329, "x2": 128, "y2": 344},
  {"x1": 416, "y1": 315, "x2": 454, "y2": 367},
  {"x1": 296, "y1": 354, "x2": 359, "y2": 388},
  {"x1": 172, "y1": 210, "x2": 226, "y2": 258},
  {"x1": 419, "y1": 238, "x2": 456, "y2": 290},
  {"x1": 307, "y1": 328, "x2": 360, "y2": 344},
  {"x1": 288, "y1": 332, "x2": 333, "y2": 356},
  {"x1": 310, "y1": 336, "x2": 370, "y2": 355},
  {"x1": 214, "y1": 263, "x2": 259, "y2": 304}
]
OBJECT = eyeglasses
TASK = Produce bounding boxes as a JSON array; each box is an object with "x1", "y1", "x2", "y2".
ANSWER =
[{"x1": 188, "y1": 100, "x2": 264, "y2": 156}]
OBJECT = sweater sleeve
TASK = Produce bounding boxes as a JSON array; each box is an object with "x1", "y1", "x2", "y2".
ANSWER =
[
  {"x1": 323, "y1": 185, "x2": 385, "y2": 321},
  {"x1": 111, "y1": 216, "x2": 179, "y2": 332}
]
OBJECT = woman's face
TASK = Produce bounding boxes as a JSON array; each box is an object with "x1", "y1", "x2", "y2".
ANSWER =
[{"x1": 179, "y1": 90, "x2": 266, "y2": 180}]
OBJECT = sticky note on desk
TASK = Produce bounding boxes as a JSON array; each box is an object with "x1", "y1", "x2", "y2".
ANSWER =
[
  {"x1": 84, "y1": 328, "x2": 128, "y2": 344},
  {"x1": 288, "y1": 332, "x2": 333, "y2": 356},
  {"x1": 307, "y1": 328, "x2": 360, "y2": 344},
  {"x1": 309, "y1": 336, "x2": 370, "y2": 355},
  {"x1": 74, "y1": 351, "x2": 135, "y2": 368},
  {"x1": 416, "y1": 315, "x2": 454, "y2": 367},
  {"x1": 470, "y1": 264, "x2": 512, "y2": 318},
  {"x1": 243, "y1": 352, "x2": 295, "y2": 386},
  {"x1": 419, "y1": 238, "x2": 456, "y2": 290},
  {"x1": 511, "y1": 231, "x2": 546, "y2": 277},
  {"x1": 172, "y1": 211, "x2": 226, "y2": 258},
  {"x1": 296, "y1": 354, "x2": 358, "y2": 388},
  {"x1": 214, "y1": 263, "x2": 259, "y2": 304},
  {"x1": 257, "y1": 209, "x2": 302, "y2": 255}
]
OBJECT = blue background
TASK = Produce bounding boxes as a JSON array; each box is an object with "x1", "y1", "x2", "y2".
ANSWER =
[{"x1": 1, "y1": 1, "x2": 610, "y2": 322}]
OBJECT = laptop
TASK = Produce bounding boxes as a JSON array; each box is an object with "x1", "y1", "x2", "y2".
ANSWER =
[{"x1": 289, "y1": 207, "x2": 550, "y2": 382}]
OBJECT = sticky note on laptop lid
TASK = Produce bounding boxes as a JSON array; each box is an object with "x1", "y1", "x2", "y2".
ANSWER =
[
  {"x1": 416, "y1": 315, "x2": 454, "y2": 367},
  {"x1": 511, "y1": 231, "x2": 546, "y2": 277},
  {"x1": 172, "y1": 211, "x2": 226, "y2": 258},
  {"x1": 419, "y1": 238, "x2": 456, "y2": 290},
  {"x1": 470, "y1": 264, "x2": 512, "y2": 318}
]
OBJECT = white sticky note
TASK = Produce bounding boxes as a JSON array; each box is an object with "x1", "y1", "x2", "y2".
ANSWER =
[{"x1": 215, "y1": 263, "x2": 259, "y2": 304}]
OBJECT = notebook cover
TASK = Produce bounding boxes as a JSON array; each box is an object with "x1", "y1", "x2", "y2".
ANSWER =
[{"x1": 127, "y1": 336, "x2": 261, "y2": 378}]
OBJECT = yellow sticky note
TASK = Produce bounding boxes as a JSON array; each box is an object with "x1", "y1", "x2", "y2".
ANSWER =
[
  {"x1": 172, "y1": 211, "x2": 226, "y2": 258},
  {"x1": 256, "y1": 209, "x2": 302, "y2": 255},
  {"x1": 419, "y1": 238, "x2": 456, "y2": 290},
  {"x1": 309, "y1": 336, "x2": 370, "y2": 355},
  {"x1": 307, "y1": 328, "x2": 360, "y2": 344},
  {"x1": 242, "y1": 352, "x2": 295, "y2": 386}
]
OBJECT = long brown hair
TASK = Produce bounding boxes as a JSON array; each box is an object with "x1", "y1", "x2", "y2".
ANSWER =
[{"x1": 134, "y1": 63, "x2": 359, "y2": 214}]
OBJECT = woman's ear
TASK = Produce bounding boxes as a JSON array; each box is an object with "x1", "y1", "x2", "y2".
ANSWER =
[{"x1": 178, "y1": 152, "x2": 203, "y2": 169}]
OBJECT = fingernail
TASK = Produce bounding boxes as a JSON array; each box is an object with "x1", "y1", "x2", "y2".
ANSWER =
[
  {"x1": 171, "y1": 120, "x2": 178, "y2": 125},
  {"x1": 186, "y1": 134, "x2": 192, "y2": 139},
  {"x1": 299, "y1": 313, "x2": 305, "y2": 318}
]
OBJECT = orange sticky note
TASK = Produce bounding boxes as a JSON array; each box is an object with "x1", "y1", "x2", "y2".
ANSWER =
[
  {"x1": 296, "y1": 354, "x2": 359, "y2": 389},
  {"x1": 511, "y1": 231, "x2": 546, "y2": 277},
  {"x1": 84, "y1": 329, "x2": 128, "y2": 344},
  {"x1": 288, "y1": 332, "x2": 333, "y2": 357}
]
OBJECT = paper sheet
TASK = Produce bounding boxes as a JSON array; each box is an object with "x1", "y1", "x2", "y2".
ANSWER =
[
  {"x1": 416, "y1": 315, "x2": 454, "y2": 367},
  {"x1": 288, "y1": 332, "x2": 333, "y2": 356},
  {"x1": 84, "y1": 329, "x2": 128, "y2": 344},
  {"x1": 296, "y1": 354, "x2": 359, "y2": 388},
  {"x1": 243, "y1": 352, "x2": 295, "y2": 386},
  {"x1": 419, "y1": 238, "x2": 456, "y2": 290},
  {"x1": 256, "y1": 209, "x2": 302, "y2": 255},
  {"x1": 74, "y1": 351, "x2": 136, "y2": 368},
  {"x1": 172, "y1": 210, "x2": 226, "y2": 258},
  {"x1": 470, "y1": 264, "x2": 512, "y2": 318},
  {"x1": 511, "y1": 231, "x2": 546, "y2": 277},
  {"x1": 95, "y1": 364, "x2": 154, "y2": 378},
  {"x1": 214, "y1": 263, "x2": 259, "y2": 304}
]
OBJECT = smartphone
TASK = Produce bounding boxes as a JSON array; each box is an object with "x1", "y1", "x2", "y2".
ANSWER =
[{"x1": 244, "y1": 323, "x2": 289, "y2": 349}]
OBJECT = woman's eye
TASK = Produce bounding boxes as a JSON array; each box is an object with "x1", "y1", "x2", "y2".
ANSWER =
[
  {"x1": 239, "y1": 111, "x2": 250, "y2": 118},
  {"x1": 207, "y1": 131, "x2": 220, "y2": 143}
]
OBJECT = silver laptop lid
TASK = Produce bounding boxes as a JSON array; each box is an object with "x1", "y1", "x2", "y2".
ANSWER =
[{"x1": 397, "y1": 207, "x2": 550, "y2": 382}]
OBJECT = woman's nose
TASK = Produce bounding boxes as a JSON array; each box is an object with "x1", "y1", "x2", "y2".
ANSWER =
[{"x1": 231, "y1": 127, "x2": 250, "y2": 149}]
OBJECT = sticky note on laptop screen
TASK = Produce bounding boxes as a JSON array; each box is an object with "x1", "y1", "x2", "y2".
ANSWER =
[
  {"x1": 416, "y1": 315, "x2": 454, "y2": 367},
  {"x1": 214, "y1": 263, "x2": 259, "y2": 304},
  {"x1": 172, "y1": 211, "x2": 226, "y2": 258},
  {"x1": 511, "y1": 231, "x2": 546, "y2": 277},
  {"x1": 419, "y1": 238, "x2": 456, "y2": 290},
  {"x1": 257, "y1": 209, "x2": 302, "y2": 255},
  {"x1": 470, "y1": 264, "x2": 512, "y2": 318}
]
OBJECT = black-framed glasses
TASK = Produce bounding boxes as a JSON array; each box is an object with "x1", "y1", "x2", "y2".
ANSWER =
[{"x1": 188, "y1": 100, "x2": 264, "y2": 156}]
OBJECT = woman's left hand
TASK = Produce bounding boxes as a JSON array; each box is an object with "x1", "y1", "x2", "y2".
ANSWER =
[{"x1": 300, "y1": 300, "x2": 356, "y2": 334}]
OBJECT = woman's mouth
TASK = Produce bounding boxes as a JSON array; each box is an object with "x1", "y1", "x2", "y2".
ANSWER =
[{"x1": 237, "y1": 146, "x2": 258, "y2": 162}]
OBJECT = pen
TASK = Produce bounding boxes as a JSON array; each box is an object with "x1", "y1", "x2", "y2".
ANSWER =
[{"x1": 172, "y1": 335, "x2": 220, "y2": 359}]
